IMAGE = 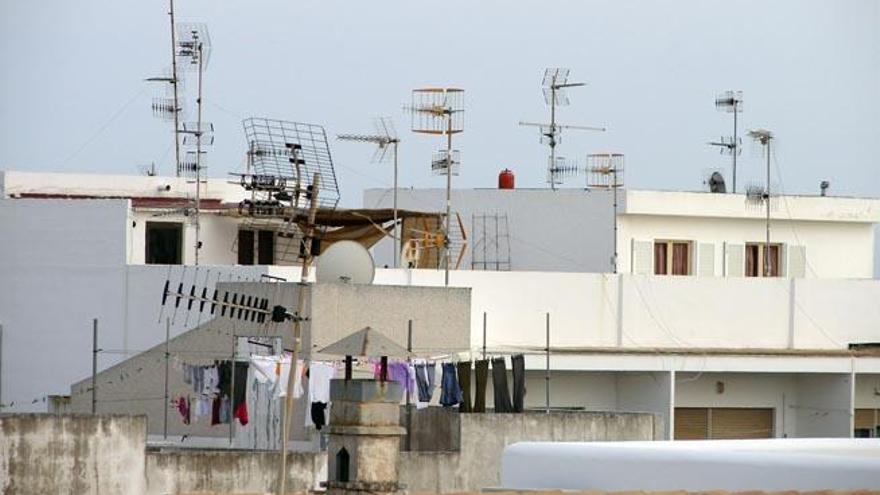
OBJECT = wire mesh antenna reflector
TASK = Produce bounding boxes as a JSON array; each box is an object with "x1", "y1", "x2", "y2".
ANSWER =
[{"x1": 237, "y1": 117, "x2": 341, "y2": 264}]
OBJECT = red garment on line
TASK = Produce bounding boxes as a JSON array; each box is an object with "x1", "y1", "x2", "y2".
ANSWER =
[{"x1": 234, "y1": 401, "x2": 249, "y2": 426}]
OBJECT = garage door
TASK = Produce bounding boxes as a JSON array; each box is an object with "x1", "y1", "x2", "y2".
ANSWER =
[{"x1": 675, "y1": 407, "x2": 773, "y2": 440}]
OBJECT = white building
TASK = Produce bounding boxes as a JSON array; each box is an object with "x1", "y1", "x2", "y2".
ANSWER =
[{"x1": 2, "y1": 170, "x2": 880, "y2": 442}]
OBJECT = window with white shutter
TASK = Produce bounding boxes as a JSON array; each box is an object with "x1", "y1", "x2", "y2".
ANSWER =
[
  {"x1": 631, "y1": 239, "x2": 653, "y2": 275},
  {"x1": 697, "y1": 243, "x2": 715, "y2": 276},
  {"x1": 725, "y1": 242, "x2": 745, "y2": 277}
]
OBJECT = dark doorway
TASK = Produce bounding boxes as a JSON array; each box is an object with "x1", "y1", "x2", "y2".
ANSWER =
[
  {"x1": 335, "y1": 447, "x2": 350, "y2": 482},
  {"x1": 238, "y1": 230, "x2": 255, "y2": 265},
  {"x1": 258, "y1": 230, "x2": 275, "y2": 265},
  {"x1": 145, "y1": 222, "x2": 183, "y2": 264}
]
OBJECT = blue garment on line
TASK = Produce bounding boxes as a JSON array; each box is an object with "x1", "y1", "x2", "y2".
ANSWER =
[
  {"x1": 414, "y1": 363, "x2": 436, "y2": 402},
  {"x1": 439, "y1": 362, "x2": 461, "y2": 407}
]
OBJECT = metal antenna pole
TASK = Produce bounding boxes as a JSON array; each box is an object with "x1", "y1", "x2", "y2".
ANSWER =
[
  {"x1": 278, "y1": 173, "x2": 321, "y2": 495},
  {"x1": 92, "y1": 318, "x2": 98, "y2": 415},
  {"x1": 194, "y1": 39, "x2": 204, "y2": 265},
  {"x1": 405, "y1": 320, "x2": 413, "y2": 451},
  {"x1": 168, "y1": 0, "x2": 181, "y2": 177},
  {"x1": 732, "y1": 104, "x2": 738, "y2": 193},
  {"x1": 444, "y1": 113, "x2": 452, "y2": 286},
  {"x1": 765, "y1": 138, "x2": 771, "y2": 276},
  {"x1": 549, "y1": 85, "x2": 557, "y2": 191},
  {"x1": 612, "y1": 164, "x2": 619, "y2": 274},
  {"x1": 393, "y1": 140, "x2": 399, "y2": 268},
  {"x1": 230, "y1": 333, "x2": 235, "y2": 446},
  {"x1": 163, "y1": 317, "x2": 170, "y2": 439},
  {"x1": 545, "y1": 312, "x2": 550, "y2": 413}
]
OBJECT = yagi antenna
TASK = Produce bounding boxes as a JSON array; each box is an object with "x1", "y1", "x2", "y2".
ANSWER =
[
  {"x1": 520, "y1": 68, "x2": 606, "y2": 190},
  {"x1": 709, "y1": 90, "x2": 743, "y2": 193},
  {"x1": 587, "y1": 153, "x2": 625, "y2": 273},
  {"x1": 337, "y1": 117, "x2": 402, "y2": 265},
  {"x1": 747, "y1": 128, "x2": 775, "y2": 277},
  {"x1": 405, "y1": 87, "x2": 465, "y2": 287}
]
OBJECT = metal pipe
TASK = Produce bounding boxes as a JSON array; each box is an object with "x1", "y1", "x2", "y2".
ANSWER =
[
  {"x1": 732, "y1": 105, "x2": 738, "y2": 193},
  {"x1": 278, "y1": 173, "x2": 321, "y2": 495},
  {"x1": 168, "y1": 0, "x2": 181, "y2": 177},
  {"x1": 405, "y1": 320, "x2": 413, "y2": 451},
  {"x1": 444, "y1": 110, "x2": 452, "y2": 286},
  {"x1": 550, "y1": 86, "x2": 557, "y2": 191},
  {"x1": 230, "y1": 333, "x2": 235, "y2": 446},
  {"x1": 545, "y1": 312, "x2": 550, "y2": 414},
  {"x1": 163, "y1": 317, "x2": 170, "y2": 438},
  {"x1": 765, "y1": 138, "x2": 771, "y2": 277},
  {"x1": 194, "y1": 40, "x2": 204, "y2": 265},
  {"x1": 393, "y1": 140, "x2": 399, "y2": 267},
  {"x1": 92, "y1": 318, "x2": 98, "y2": 415},
  {"x1": 612, "y1": 161, "x2": 619, "y2": 274}
]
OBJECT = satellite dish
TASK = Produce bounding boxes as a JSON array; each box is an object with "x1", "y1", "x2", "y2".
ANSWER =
[
  {"x1": 316, "y1": 240, "x2": 375, "y2": 284},
  {"x1": 708, "y1": 171, "x2": 726, "y2": 193}
]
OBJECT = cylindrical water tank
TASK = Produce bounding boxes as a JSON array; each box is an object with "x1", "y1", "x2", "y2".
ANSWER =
[{"x1": 498, "y1": 169, "x2": 515, "y2": 189}]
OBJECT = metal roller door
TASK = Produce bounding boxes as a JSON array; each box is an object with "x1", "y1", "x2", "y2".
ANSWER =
[{"x1": 675, "y1": 407, "x2": 773, "y2": 440}]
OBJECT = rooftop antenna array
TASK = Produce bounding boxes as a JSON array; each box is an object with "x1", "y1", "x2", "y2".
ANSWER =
[
  {"x1": 146, "y1": 0, "x2": 183, "y2": 178},
  {"x1": 587, "y1": 153, "x2": 625, "y2": 273},
  {"x1": 236, "y1": 117, "x2": 341, "y2": 264},
  {"x1": 520, "y1": 68, "x2": 606, "y2": 190},
  {"x1": 406, "y1": 87, "x2": 465, "y2": 286},
  {"x1": 337, "y1": 117, "x2": 402, "y2": 266},
  {"x1": 746, "y1": 128, "x2": 774, "y2": 277},
  {"x1": 709, "y1": 90, "x2": 743, "y2": 193}
]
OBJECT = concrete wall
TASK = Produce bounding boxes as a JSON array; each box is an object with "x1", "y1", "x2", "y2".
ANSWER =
[
  {"x1": 0, "y1": 414, "x2": 147, "y2": 495},
  {"x1": 398, "y1": 411, "x2": 657, "y2": 492},
  {"x1": 146, "y1": 448, "x2": 325, "y2": 495},
  {"x1": 617, "y1": 371, "x2": 674, "y2": 440},
  {"x1": 794, "y1": 373, "x2": 854, "y2": 437}
]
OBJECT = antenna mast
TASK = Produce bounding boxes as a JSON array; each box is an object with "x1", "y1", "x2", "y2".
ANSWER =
[
  {"x1": 587, "y1": 153, "x2": 625, "y2": 273},
  {"x1": 710, "y1": 90, "x2": 743, "y2": 193},
  {"x1": 407, "y1": 87, "x2": 465, "y2": 286},
  {"x1": 520, "y1": 68, "x2": 605, "y2": 190},
  {"x1": 747, "y1": 128, "x2": 774, "y2": 276},
  {"x1": 337, "y1": 117, "x2": 401, "y2": 266}
]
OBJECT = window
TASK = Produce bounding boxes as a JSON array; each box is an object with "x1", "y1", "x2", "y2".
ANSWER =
[
  {"x1": 653, "y1": 241, "x2": 692, "y2": 275},
  {"x1": 145, "y1": 222, "x2": 182, "y2": 264},
  {"x1": 335, "y1": 447, "x2": 350, "y2": 482},
  {"x1": 258, "y1": 230, "x2": 275, "y2": 265},
  {"x1": 237, "y1": 230, "x2": 255, "y2": 265},
  {"x1": 745, "y1": 243, "x2": 781, "y2": 277}
]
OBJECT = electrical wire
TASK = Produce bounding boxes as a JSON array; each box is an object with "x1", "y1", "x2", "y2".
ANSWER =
[{"x1": 61, "y1": 87, "x2": 148, "y2": 165}]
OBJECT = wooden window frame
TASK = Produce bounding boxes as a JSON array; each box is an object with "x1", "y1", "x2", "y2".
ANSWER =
[
  {"x1": 653, "y1": 240, "x2": 693, "y2": 276},
  {"x1": 745, "y1": 242, "x2": 783, "y2": 278}
]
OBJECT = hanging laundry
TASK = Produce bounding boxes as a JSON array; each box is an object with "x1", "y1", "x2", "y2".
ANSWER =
[
  {"x1": 233, "y1": 361, "x2": 249, "y2": 426},
  {"x1": 311, "y1": 401, "x2": 327, "y2": 430},
  {"x1": 382, "y1": 361, "x2": 415, "y2": 395},
  {"x1": 511, "y1": 354, "x2": 526, "y2": 413},
  {"x1": 219, "y1": 395, "x2": 231, "y2": 424},
  {"x1": 194, "y1": 396, "x2": 212, "y2": 420},
  {"x1": 308, "y1": 361, "x2": 335, "y2": 404},
  {"x1": 457, "y1": 361, "x2": 473, "y2": 413},
  {"x1": 474, "y1": 359, "x2": 489, "y2": 413},
  {"x1": 183, "y1": 364, "x2": 194, "y2": 385},
  {"x1": 414, "y1": 362, "x2": 436, "y2": 403},
  {"x1": 492, "y1": 357, "x2": 514, "y2": 413},
  {"x1": 251, "y1": 355, "x2": 278, "y2": 385},
  {"x1": 175, "y1": 396, "x2": 191, "y2": 425},
  {"x1": 278, "y1": 358, "x2": 305, "y2": 399},
  {"x1": 440, "y1": 362, "x2": 462, "y2": 407}
]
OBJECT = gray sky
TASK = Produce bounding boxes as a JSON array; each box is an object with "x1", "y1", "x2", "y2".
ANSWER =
[{"x1": 2, "y1": 0, "x2": 879, "y2": 270}]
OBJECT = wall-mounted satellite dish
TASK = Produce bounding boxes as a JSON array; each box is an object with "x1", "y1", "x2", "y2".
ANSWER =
[{"x1": 316, "y1": 240, "x2": 376, "y2": 284}]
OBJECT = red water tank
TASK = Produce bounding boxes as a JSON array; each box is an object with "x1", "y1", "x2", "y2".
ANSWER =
[{"x1": 499, "y1": 168, "x2": 515, "y2": 189}]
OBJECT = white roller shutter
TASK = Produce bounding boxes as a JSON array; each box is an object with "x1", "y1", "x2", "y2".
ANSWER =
[
  {"x1": 724, "y1": 242, "x2": 745, "y2": 277},
  {"x1": 631, "y1": 239, "x2": 653, "y2": 275},
  {"x1": 787, "y1": 245, "x2": 806, "y2": 278},
  {"x1": 697, "y1": 243, "x2": 715, "y2": 276}
]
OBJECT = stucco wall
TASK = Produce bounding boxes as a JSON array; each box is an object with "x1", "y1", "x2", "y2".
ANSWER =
[
  {"x1": 398, "y1": 411, "x2": 657, "y2": 492},
  {"x1": 0, "y1": 414, "x2": 147, "y2": 495}
]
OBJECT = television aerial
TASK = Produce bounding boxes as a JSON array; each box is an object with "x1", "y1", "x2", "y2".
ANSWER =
[
  {"x1": 316, "y1": 240, "x2": 376, "y2": 285},
  {"x1": 405, "y1": 87, "x2": 465, "y2": 286},
  {"x1": 747, "y1": 128, "x2": 774, "y2": 277},
  {"x1": 337, "y1": 118, "x2": 402, "y2": 266},
  {"x1": 519, "y1": 68, "x2": 606, "y2": 190},
  {"x1": 587, "y1": 153, "x2": 624, "y2": 273},
  {"x1": 708, "y1": 90, "x2": 743, "y2": 193}
]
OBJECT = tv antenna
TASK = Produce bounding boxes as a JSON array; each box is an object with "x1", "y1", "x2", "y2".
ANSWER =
[
  {"x1": 174, "y1": 23, "x2": 212, "y2": 265},
  {"x1": 146, "y1": 0, "x2": 184, "y2": 178},
  {"x1": 519, "y1": 68, "x2": 606, "y2": 190},
  {"x1": 709, "y1": 90, "x2": 743, "y2": 193},
  {"x1": 587, "y1": 153, "x2": 624, "y2": 273},
  {"x1": 337, "y1": 117, "x2": 401, "y2": 266},
  {"x1": 747, "y1": 128, "x2": 774, "y2": 277},
  {"x1": 406, "y1": 87, "x2": 464, "y2": 286}
]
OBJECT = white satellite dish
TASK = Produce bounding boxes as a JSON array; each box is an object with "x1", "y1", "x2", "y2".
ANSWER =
[{"x1": 316, "y1": 240, "x2": 376, "y2": 284}]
